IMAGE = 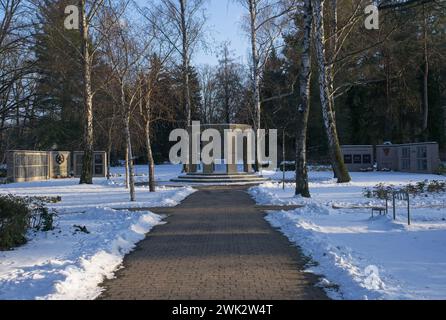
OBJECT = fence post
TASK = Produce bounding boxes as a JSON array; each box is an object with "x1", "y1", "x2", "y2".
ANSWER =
[
  {"x1": 282, "y1": 129, "x2": 285, "y2": 190},
  {"x1": 407, "y1": 192, "x2": 411, "y2": 226},
  {"x1": 392, "y1": 192, "x2": 396, "y2": 220}
]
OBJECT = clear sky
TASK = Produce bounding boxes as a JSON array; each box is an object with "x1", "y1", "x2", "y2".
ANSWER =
[{"x1": 194, "y1": 0, "x2": 248, "y2": 66}]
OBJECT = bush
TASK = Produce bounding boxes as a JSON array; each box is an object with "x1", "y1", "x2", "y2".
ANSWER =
[
  {"x1": 0, "y1": 195, "x2": 30, "y2": 250},
  {"x1": 28, "y1": 198, "x2": 57, "y2": 232},
  {"x1": 427, "y1": 180, "x2": 446, "y2": 193},
  {"x1": 0, "y1": 195, "x2": 57, "y2": 250},
  {"x1": 404, "y1": 183, "x2": 419, "y2": 195},
  {"x1": 363, "y1": 183, "x2": 394, "y2": 199},
  {"x1": 364, "y1": 180, "x2": 446, "y2": 200},
  {"x1": 436, "y1": 164, "x2": 446, "y2": 176}
]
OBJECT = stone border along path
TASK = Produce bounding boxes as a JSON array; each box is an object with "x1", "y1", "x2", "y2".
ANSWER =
[{"x1": 99, "y1": 185, "x2": 329, "y2": 300}]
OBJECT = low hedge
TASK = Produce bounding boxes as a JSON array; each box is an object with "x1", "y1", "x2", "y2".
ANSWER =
[
  {"x1": 0, "y1": 195, "x2": 57, "y2": 250},
  {"x1": 0, "y1": 195, "x2": 30, "y2": 250}
]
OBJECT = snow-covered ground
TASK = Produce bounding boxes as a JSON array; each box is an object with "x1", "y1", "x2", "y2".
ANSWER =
[
  {"x1": 250, "y1": 171, "x2": 446, "y2": 300},
  {"x1": 110, "y1": 164, "x2": 182, "y2": 184},
  {"x1": 0, "y1": 164, "x2": 194, "y2": 300}
]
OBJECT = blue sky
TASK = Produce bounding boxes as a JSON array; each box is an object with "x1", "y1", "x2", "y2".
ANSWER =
[{"x1": 194, "y1": 0, "x2": 248, "y2": 66}]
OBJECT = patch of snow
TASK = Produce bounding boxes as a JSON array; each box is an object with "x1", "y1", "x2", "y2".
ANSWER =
[
  {"x1": 0, "y1": 164, "x2": 195, "y2": 300},
  {"x1": 250, "y1": 171, "x2": 446, "y2": 300},
  {"x1": 0, "y1": 208, "x2": 164, "y2": 300}
]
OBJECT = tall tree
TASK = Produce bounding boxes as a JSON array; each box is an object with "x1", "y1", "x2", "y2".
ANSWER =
[
  {"x1": 101, "y1": 2, "x2": 152, "y2": 201},
  {"x1": 78, "y1": 0, "x2": 94, "y2": 184},
  {"x1": 140, "y1": 0, "x2": 206, "y2": 172},
  {"x1": 139, "y1": 52, "x2": 173, "y2": 192},
  {"x1": 312, "y1": 0, "x2": 351, "y2": 183},
  {"x1": 238, "y1": 0, "x2": 295, "y2": 169},
  {"x1": 34, "y1": 0, "x2": 83, "y2": 150},
  {"x1": 214, "y1": 42, "x2": 246, "y2": 123},
  {"x1": 295, "y1": 0, "x2": 312, "y2": 197},
  {"x1": 141, "y1": 0, "x2": 206, "y2": 126},
  {"x1": 0, "y1": 0, "x2": 34, "y2": 158},
  {"x1": 198, "y1": 64, "x2": 218, "y2": 123}
]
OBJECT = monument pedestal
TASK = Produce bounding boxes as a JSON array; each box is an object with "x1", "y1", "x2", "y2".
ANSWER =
[{"x1": 172, "y1": 124, "x2": 269, "y2": 185}]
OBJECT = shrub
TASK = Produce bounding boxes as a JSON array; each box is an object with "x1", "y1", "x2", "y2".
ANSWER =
[
  {"x1": 404, "y1": 183, "x2": 419, "y2": 195},
  {"x1": 436, "y1": 164, "x2": 446, "y2": 176},
  {"x1": 363, "y1": 183, "x2": 394, "y2": 200},
  {"x1": 363, "y1": 188, "x2": 373, "y2": 198},
  {"x1": 28, "y1": 198, "x2": 57, "y2": 232},
  {"x1": 416, "y1": 181, "x2": 427, "y2": 193},
  {"x1": 374, "y1": 183, "x2": 393, "y2": 199},
  {"x1": 0, "y1": 195, "x2": 57, "y2": 250},
  {"x1": 0, "y1": 195, "x2": 30, "y2": 250},
  {"x1": 427, "y1": 180, "x2": 446, "y2": 193},
  {"x1": 364, "y1": 180, "x2": 446, "y2": 200}
]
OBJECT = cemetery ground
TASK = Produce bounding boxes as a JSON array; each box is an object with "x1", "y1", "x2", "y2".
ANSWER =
[{"x1": 0, "y1": 165, "x2": 446, "y2": 300}]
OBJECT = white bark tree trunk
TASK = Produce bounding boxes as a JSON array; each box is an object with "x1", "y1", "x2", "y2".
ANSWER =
[
  {"x1": 313, "y1": 0, "x2": 351, "y2": 183},
  {"x1": 295, "y1": 0, "x2": 313, "y2": 197},
  {"x1": 143, "y1": 94, "x2": 156, "y2": 192},
  {"x1": 180, "y1": 0, "x2": 192, "y2": 172},
  {"x1": 79, "y1": 0, "x2": 94, "y2": 185},
  {"x1": 122, "y1": 82, "x2": 135, "y2": 201},
  {"x1": 248, "y1": 0, "x2": 261, "y2": 171}
]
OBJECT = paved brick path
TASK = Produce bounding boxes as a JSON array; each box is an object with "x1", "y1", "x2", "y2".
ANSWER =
[{"x1": 99, "y1": 186, "x2": 328, "y2": 300}]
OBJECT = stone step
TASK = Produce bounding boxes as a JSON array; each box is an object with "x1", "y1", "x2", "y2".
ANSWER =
[
  {"x1": 175, "y1": 174, "x2": 265, "y2": 180},
  {"x1": 186, "y1": 172, "x2": 255, "y2": 176},
  {"x1": 170, "y1": 178, "x2": 268, "y2": 184},
  {"x1": 171, "y1": 174, "x2": 269, "y2": 184}
]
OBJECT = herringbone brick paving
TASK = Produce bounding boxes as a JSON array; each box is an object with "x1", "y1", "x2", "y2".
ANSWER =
[{"x1": 99, "y1": 186, "x2": 328, "y2": 300}]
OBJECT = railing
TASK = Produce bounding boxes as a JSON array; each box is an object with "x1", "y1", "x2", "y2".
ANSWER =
[
  {"x1": 370, "y1": 189, "x2": 411, "y2": 225},
  {"x1": 392, "y1": 190, "x2": 411, "y2": 226}
]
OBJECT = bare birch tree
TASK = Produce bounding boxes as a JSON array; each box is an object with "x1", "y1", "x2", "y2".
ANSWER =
[
  {"x1": 0, "y1": 0, "x2": 35, "y2": 153},
  {"x1": 312, "y1": 0, "x2": 351, "y2": 183},
  {"x1": 41, "y1": 0, "x2": 126, "y2": 185},
  {"x1": 138, "y1": 52, "x2": 173, "y2": 192},
  {"x1": 138, "y1": 0, "x2": 206, "y2": 173},
  {"x1": 238, "y1": 0, "x2": 296, "y2": 170},
  {"x1": 101, "y1": 2, "x2": 153, "y2": 200},
  {"x1": 295, "y1": 0, "x2": 312, "y2": 197},
  {"x1": 139, "y1": 0, "x2": 206, "y2": 125}
]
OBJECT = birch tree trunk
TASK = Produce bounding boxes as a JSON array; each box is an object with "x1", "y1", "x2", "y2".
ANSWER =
[
  {"x1": 79, "y1": 0, "x2": 94, "y2": 185},
  {"x1": 145, "y1": 119, "x2": 156, "y2": 193},
  {"x1": 180, "y1": 0, "x2": 192, "y2": 172},
  {"x1": 125, "y1": 142, "x2": 129, "y2": 189},
  {"x1": 122, "y1": 82, "x2": 135, "y2": 201},
  {"x1": 106, "y1": 126, "x2": 112, "y2": 180},
  {"x1": 143, "y1": 97, "x2": 156, "y2": 193},
  {"x1": 180, "y1": 0, "x2": 192, "y2": 125},
  {"x1": 313, "y1": 0, "x2": 351, "y2": 183},
  {"x1": 125, "y1": 118, "x2": 136, "y2": 201},
  {"x1": 248, "y1": 0, "x2": 261, "y2": 171},
  {"x1": 295, "y1": 0, "x2": 313, "y2": 197}
]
